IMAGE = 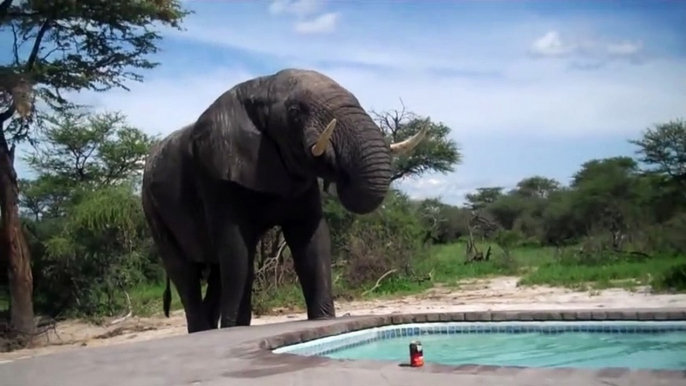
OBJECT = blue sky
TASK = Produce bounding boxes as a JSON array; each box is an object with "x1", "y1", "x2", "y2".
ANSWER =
[{"x1": 9, "y1": 0, "x2": 686, "y2": 205}]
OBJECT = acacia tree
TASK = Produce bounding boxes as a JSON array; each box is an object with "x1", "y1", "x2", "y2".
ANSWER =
[
  {"x1": 512, "y1": 176, "x2": 561, "y2": 199},
  {"x1": 465, "y1": 187, "x2": 504, "y2": 210},
  {"x1": 0, "y1": 0, "x2": 188, "y2": 334},
  {"x1": 372, "y1": 102, "x2": 462, "y2": 182},
  {"x1": 630, "y1": 119, "x2": 686, "y2": 188}
]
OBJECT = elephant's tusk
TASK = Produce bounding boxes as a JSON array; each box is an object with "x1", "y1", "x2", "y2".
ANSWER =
[
  {"x1": 389, "y1": 124, "x2": 429, "y2": 155},
  {"x1": 311, "y1": 118, "x2": 337, "y2": 156}
]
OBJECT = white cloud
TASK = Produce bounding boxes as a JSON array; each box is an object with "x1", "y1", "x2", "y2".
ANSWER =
[
  {"x1": 529, "y1": 31, "x2": 644, "y2": 61},
  {"x1": 268, "y1": 0, "x2": 337, "y2": 34},
  {"x1": 530, "y1": 31, "x2": 577, "y2": 57},
  {"x1": 607, "y1": 40, "x2": 643, "y2": 56},
  {"x1": 396, "y1": 174, "x2": 511, "y2": 205},
  {"x1": 294, "y1": 12, "x2": 338, "y2": 34},
  {"x1": 268, "y1": 0, "x2": 321, "y2": 17}
]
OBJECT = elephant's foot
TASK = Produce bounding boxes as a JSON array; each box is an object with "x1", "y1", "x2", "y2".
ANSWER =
[
  {"x1": 306, "y1": 311, "x2": 336, "y2": 321},
  {"x1": 187, "y1": 323, "x2": 214, "y2": 334},
  {"x1": 307, "y1": 315, "x2": 336, "y2": 321}
]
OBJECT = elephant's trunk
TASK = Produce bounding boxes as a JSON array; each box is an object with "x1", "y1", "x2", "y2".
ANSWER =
[{"x1": 331, "y1": 107, "x2": 393, "y2": 215}]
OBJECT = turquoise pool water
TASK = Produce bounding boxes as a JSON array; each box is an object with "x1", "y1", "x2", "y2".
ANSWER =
[
  {"x1": 325, "y1": 330, "x2": 686, "y2": 370},
  {"x1": 273, "y1": 322, "x2": 686, "y2": 370}
]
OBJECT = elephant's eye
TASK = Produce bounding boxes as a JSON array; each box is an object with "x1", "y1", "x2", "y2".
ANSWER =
[{"x1": 287, "y1": 103, "x2": 304, "y2": 124}]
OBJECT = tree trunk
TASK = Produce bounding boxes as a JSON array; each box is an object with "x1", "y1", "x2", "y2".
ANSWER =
[{"x1": 0, "y1": 143, "x2": 34, "y2": 334}]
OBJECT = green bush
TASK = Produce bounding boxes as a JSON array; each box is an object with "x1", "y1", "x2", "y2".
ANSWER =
[
  {"x1": 32, "y1": 185, "x2": 156, "y2": 318},
  {"x1": 653, "y1": 263, "x2": 686, "y2": 292},
  {"x1": 333, "y1": 190, "x2": 428, "y2": 287}
]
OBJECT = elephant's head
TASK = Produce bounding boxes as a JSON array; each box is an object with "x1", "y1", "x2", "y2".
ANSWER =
[{"x1": 190, "y1": 68, "x2": 426, "y2": 215}]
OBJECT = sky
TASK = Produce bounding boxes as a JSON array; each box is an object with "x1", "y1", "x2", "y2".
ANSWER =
[{"x1": 7, "y1": 0, "x2": 686, "y2": 205}]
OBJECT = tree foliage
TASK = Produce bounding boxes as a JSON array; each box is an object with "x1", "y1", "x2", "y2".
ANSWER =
[
  {"x1": 630, "y1": 119, "x2": 686, "y2": 186},
  {"x1": 373, "y1": 102, "x2": 462, "y2": 181},
  {"x1": 421, "y1": 121, "x2": 686, "y2": 263},
  {"x1": 0, "y1": 0, "x2": 188, "y2": 335},
  {"x1": 18, "y1": 110, "x2": 156, "y2": 317}
]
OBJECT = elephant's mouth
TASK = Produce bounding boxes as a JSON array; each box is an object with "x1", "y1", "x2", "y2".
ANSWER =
[
  {"x1": 308, "y1": 118, "x2": 429, "y2": 160},
  {"x1": 305, "y1": 117, "x2": 429, "y2": 215}
]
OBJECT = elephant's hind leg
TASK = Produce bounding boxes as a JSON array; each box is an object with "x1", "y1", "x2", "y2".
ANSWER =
[
  {"x1": 202, "y1": 265, "x2": 221, "y2": 329},
  {"x1": 143, "y1": 195, "x2": 210, "y2": 333}
]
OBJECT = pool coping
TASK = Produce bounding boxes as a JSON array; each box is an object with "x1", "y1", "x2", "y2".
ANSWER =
[{"x1": 259, "y1": 309, "x2": 686, "y2": 381}]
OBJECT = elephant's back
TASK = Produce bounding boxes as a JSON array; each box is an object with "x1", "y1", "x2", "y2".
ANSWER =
[{"x1": 143, "y1": 125, "x2": 193, "y2": 193}]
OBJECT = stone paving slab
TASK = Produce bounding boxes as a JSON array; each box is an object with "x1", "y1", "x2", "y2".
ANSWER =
[{"x1": 1, "y1": 308, "x2": 685, "y2": 386}]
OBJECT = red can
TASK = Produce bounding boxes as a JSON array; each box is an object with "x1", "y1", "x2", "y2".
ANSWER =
[{"x1": 409, "y1": 341, "x2": 424, "y2": 367}]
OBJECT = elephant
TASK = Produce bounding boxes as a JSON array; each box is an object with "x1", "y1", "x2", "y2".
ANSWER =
[{"x1": 141, "y1": 68, "x2": 427, "y2": 333}]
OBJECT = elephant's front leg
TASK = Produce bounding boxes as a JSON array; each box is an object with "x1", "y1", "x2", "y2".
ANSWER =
[
  {"x1": 282, "y1": 216, "x2": 336, "y2": 320},
  {"x1": 212, "y1": 222, "x2": 256, "y2": 328},
  {"x1": 236, "y1": 254, "x2": 255, "y2": 326}
]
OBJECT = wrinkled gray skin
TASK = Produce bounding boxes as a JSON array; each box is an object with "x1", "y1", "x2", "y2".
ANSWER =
[{"x1": 142, "y1": 69, "x2": 424, "y2": 333}]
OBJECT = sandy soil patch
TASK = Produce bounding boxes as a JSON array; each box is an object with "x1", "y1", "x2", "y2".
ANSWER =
[{"x1": 2, "y1": 276, "x2": 685, "y2": 362}]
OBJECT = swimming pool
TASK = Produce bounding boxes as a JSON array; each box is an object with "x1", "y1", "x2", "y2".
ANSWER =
[{"x1": 273, "y1": 321, "x2": 686, "y2": 370}]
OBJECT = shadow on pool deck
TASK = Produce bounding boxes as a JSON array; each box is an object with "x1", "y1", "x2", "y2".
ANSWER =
[{"x1": 1, "y1": 308, "x2": 685, "y2": 386}]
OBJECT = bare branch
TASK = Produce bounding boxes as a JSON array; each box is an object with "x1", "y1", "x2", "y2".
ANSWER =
[
  {"x1": 26, "y1": 19, "x2": 53, "y2": 71},
  {"x1": 361, "y1": 269, "x2": 398, "y2": 296},
  {"x1": 11, "y1": 23, "x2": 21, "y2": 65},
  {"x1": 109, "y1": 292, "x2": 133, "y2": 326}
]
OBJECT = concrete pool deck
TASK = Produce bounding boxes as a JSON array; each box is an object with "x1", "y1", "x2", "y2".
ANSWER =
[{"x1": 2, "y1": 308, "x2": 685, "y2": 386}]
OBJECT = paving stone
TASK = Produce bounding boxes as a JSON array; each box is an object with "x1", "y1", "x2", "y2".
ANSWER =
[
  {"x1": 450, "y1": 312, "x2": 466, "y2": 321},
  {"x1": 606, "y1": 311, "x2": 624, "y2": 320},
  {"x1": 465, "y1": 312, "x2": 490, "y2": 321},
  {"x1": 653, "y1": 312, "x2": 668, "y2": 320},
  {"x1": 666, "y1": 310, "x2": 686, "y2": 320},
  {"x1": 637, "y1": 312, "x2": 654, "y2": 320},
  {"x1": 591, "y1": 311, "x2": 608, "y2": 320},
  {"x1": 561, "y1": 311, "x2": 577, "y2": 320},
  {"x1": 426, "y1": 313, "x2": 440, "y2": 322},
  {"x1": 621, "y1": 310, "x2": 638, "y2": 320},
  {"x1": 516, "y1": 312, "x2": 534, "y2": 321},
  {"x1": 438, "y1": 313, "x2": 451, "y2": 322},
  {"x1": 576, "y1": 311, "x2": 592, "y2": 320}
]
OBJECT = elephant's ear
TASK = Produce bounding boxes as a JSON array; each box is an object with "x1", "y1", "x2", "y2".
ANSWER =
[{"x1": 188, "y1": 91, "x2": 295, "y2": 196}]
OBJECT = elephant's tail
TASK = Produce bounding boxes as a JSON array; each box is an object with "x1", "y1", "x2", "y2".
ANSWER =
[{"x1": 163, "y1": 275, "x2": 172, "y2": 318}]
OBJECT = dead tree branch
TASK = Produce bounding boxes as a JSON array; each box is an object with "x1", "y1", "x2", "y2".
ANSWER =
[
  {"x1": 109, "y1": 292, "x2": 132, "y2": 326},
  {"x1": 361, "y1": 269, "x2": 398, "y2": 296}
]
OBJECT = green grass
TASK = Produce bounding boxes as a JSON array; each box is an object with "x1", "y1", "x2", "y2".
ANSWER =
[
  {"x1": 422, "y1": 242, "x2": 686, "y2": 292},
  {"x1": 518, "y1": 257, "x2": 674, "y2": 289},
  {"x1": 415, "y1": 242, "x2": 555, "y2": 284},
  {"x1": 128, "y1": 282, "x2": 182, "y2": 316},
  {"x1": 121, "y1": 242, "x2": 686, "y2": 318}
]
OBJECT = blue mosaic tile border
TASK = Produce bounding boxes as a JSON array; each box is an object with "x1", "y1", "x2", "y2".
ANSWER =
[{"x1": 272, "y1": 321, "x2": 686, "y2": 357}]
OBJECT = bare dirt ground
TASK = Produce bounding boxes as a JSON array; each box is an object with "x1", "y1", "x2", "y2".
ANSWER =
[{"x1": 2, "y1": 276, "x2": 686, "y2": 363}]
